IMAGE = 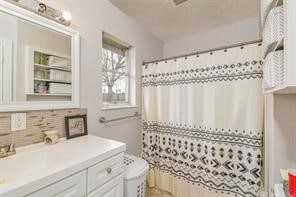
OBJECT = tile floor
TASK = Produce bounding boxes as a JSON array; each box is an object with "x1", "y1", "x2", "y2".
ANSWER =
[{"x1": 147, "y1": 187, "x2": 174, "y2": 197}]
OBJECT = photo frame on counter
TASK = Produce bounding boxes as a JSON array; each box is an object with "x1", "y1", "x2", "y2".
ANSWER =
[{"x1": 65, "y1": 114, "x2": 88, "y2": 139}]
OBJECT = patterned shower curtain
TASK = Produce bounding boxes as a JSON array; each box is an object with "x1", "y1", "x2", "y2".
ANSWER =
[{"x1": 142, "y1": 43, "x2": 263, "y2": 197}]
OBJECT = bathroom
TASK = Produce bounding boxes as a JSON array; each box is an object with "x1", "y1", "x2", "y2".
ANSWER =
[{"x1": 0, "y1": 0, "x2": 295, "y2": 196}]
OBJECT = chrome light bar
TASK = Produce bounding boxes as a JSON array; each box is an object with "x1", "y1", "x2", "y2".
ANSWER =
[{"x1": 5, "y1": 0, "x2": 72, "y2": 26}]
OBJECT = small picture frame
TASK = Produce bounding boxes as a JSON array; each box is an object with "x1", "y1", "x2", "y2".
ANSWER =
[{"x1": 65, "y1": 115, "x2": 88, "y2": 139}]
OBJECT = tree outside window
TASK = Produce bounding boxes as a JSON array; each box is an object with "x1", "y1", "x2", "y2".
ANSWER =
[{"x1": 102, "y1": 34, "x2": 130, "y2": 105}]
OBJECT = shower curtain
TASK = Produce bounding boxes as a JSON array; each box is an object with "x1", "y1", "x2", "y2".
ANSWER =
[{"x1": 142, "y1": 43, "x2": 263, "y2": 197}]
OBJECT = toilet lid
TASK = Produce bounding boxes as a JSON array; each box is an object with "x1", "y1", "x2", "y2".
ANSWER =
[{"x1": 124, "y1": 153, "x2": 149, "y2": 180}]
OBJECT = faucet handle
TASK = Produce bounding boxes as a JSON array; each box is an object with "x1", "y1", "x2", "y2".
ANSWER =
[
  {"x1": 0, "y1": 144, "x2": 15, "y2": 158},
  {"x1": 8, "y1": 144, "x2": 16, "y2": 153}
]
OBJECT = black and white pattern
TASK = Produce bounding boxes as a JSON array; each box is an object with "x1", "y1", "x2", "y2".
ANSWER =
[
  {"x1": 143, "y1": 121, "x2": 262, "y2": 148},
  {"x1": 142, "y1": 121, "x2": 262, "y2": 197},
  {"x1": 142, "y1": 60, "x2": 263, "y2": 87},
  {"x1": 142, "y1": 44, "x2": 263, "y2": 197},
  {"x1": 124, "y1": 156, "x2": 135, "y2": 166}
]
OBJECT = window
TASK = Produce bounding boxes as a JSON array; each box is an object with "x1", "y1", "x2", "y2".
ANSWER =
[{"x1": 102, "y1": 32, "x2": 134, "y2": 107}]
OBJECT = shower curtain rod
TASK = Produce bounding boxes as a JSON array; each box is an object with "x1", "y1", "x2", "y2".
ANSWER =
[{"x1": 142, "y1": 39, "x2": 262, "y2": 65}]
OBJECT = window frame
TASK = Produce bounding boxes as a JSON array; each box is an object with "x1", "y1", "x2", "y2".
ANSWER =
[{"x1": 101, "y1": 32, "x2": 136, "y2": 109}]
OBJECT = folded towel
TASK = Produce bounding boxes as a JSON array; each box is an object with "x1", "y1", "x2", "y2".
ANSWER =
[
  {"x1": 49, "y1": 69, "x2": 71, "y2": 82},
  {"x1": 48, "y1": 83, "x2": 72, "y2": 94},
  {"x1": 47, "y1": 56, "x2": 71, "y2": 68}
]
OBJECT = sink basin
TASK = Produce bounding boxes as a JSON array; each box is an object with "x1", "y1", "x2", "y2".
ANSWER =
[
  {"x1": 0, "y1": 135, "x2": 126, "y2": 196},
  {"x1": 0, "y1": 147, "x2": 70, "y2": 183}
]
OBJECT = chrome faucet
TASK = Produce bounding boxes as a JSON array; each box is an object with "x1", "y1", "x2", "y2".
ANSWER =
[{"x1": 0, "y1": 144, "x2": 16, "y2": 158}]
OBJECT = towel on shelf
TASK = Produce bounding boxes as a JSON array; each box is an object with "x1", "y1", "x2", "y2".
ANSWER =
[
  {"x1": 47, "y1": 56, "x2": 71, "y2": 68},
  {"x1": 262, "y1": 6, "x2": 284, "y2": 54},
  {"x1": 48, "y1": 83, "x2": 72, "y2": 94},
  {"x1": 263, "y1": 50, "x2": 284, "y2": 89},
  {"x1": 49, "y1": 69, "x2": 71, "y2": 82}
]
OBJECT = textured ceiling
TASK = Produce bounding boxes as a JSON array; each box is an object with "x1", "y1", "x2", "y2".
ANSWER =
[{"x1": 109, "y1": 0, "x2": 260, "y2": 42}]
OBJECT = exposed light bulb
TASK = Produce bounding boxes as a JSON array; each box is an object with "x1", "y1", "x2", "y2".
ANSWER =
[{"x1": 62, "y1": 11, "x2": 71, "y2": 21}]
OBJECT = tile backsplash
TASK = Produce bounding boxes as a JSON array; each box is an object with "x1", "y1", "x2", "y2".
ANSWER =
[{"x1": 0, "y1": 108, "x2": 87, "y2": 147}]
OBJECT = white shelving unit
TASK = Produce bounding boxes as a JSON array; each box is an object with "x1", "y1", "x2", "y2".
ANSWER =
[
  {"x1": 25, "y1": 46, "x2": 72, "y2": 99},
  {"x1": 262, "y1": 0, "x2": 296, "y2": 94},
  {"x1": 262, "y1": 1, "x2": 296, "y2": 196}
]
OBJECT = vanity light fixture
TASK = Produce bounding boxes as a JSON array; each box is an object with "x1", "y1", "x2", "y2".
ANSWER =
[
  {"x1": 62, "y1": 11, "x2": 72, "y2": 21},
  {"x1": 37, "y1": 2, "x2": 46, "y2": 13},
  {"x1": 6, "y1": 0, "x2": 72, "y2": 26},
  {"x1": 56, "y1": 10, "x2": 72, "y2": 26}
]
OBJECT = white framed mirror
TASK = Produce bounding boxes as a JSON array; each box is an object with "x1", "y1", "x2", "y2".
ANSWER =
[{"x1": 0, "y1": 1, "x2": 80, "y2": 112}]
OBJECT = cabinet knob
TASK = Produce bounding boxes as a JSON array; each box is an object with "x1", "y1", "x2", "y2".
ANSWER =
[{"x1": 106, "y1": 167, "x2": 112, "y2": 174}]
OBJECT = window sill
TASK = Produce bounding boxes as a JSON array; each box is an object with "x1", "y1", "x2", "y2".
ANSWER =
[{"x1": 101, "y1": 105, "x2": 138, "y2": 111}]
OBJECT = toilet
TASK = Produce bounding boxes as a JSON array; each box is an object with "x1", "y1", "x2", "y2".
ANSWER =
[{"x1": 123, "y1": 154, "x2": 149, "y2": 197}]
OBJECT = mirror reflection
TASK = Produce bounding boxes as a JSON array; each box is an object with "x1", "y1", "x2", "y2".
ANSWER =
[{"x1": 0, "y1": 10, "x2": 72, "y2": 103}]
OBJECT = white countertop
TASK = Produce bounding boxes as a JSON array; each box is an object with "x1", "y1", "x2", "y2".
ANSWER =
[{"x1": 0, "y1": 135, "x2": 126, "y2": 196}]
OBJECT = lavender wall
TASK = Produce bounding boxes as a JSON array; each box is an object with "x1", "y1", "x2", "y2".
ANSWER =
[
  {"x1": 163, "y1": 17, "x2": 260, "y2": 58},
  {"x1": 44, "y1": 0, "x2": 163, "y2": 156}
]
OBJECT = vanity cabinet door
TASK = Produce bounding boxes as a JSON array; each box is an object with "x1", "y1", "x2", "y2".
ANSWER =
[
  {"x1": 88, "y1": 174, "x2": 123, "y2": 197},
  {"x1": 28, "y1": 170, "x2": 87, "y2": 197},
  {"x1": 87, "y1": 153, "x2": 123, "y2": 193}
]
